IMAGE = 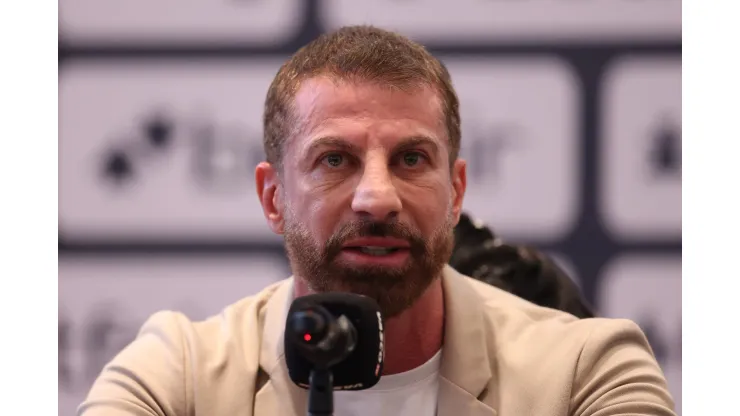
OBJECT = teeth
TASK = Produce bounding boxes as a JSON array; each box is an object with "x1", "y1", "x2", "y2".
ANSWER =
[{"x1": 359, "y1": 246, "x2": 396, "y2": 255}]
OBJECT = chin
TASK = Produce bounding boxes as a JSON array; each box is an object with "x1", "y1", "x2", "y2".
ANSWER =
[{"x1": 346, "y1": 273, "x2": 438, "y2": 319}]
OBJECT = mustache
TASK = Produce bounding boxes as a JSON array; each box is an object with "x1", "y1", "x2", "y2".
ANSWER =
[{"x1": 324, "y1": 219, "x2": 426, "y2": 259}]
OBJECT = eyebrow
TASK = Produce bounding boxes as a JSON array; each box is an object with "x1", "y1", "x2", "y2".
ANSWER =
[
  {"x1": 392, "y1": 136, "x2": 440, "y2": 156},
  {"x1": 303, "y1": 135, "x2": 441, "y2": 160},
  {"x1": 304, "y1": 136, "x2": 362, "y2": 160}
]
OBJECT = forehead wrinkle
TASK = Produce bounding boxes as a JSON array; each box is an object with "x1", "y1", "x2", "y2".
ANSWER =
[{"x1": 286, "y1": 76, "x2": 448, "y2": 163}]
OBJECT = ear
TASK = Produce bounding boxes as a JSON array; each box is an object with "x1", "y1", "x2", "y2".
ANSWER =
[
  {"x1": 255, "y1": 161, "x2": 285, "y2": 235},
  {"x1": 450, "y1": 159, "x2": 467, "y2": 226}
]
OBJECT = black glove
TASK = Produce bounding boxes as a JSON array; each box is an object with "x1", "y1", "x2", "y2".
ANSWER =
[{"x1": 451, "y1": 213, "x2": 595, "y2": 319}]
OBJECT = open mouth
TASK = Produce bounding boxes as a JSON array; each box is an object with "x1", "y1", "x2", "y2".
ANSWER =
[{"x1": 344, "y1": 246, "x2": 407, "y2": 256}]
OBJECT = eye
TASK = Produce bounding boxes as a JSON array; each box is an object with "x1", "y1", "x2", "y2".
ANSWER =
[
  {"x1": 321, "y1": 152, "x2": 346, "y2": 168},
  {"x1": 400, "y1": 151, "x2": 426, "y2": 168}
]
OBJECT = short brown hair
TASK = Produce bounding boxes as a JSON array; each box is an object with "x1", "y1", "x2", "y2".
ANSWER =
[{"x1": 262, "y1": 25, "x2": 461, "y2": 170}]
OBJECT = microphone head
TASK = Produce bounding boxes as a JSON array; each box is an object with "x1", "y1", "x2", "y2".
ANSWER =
[
  {"x1": 287, "y1": 309, "x2": 331, "y2": 348},
  {"x1": 284, "y1": 292, "x2": 384, "y2": 391}
]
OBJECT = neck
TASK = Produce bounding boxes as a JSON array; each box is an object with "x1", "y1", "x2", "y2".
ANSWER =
[{"x1": 293, "y1": 276, "x2": 445, "y2": 376}]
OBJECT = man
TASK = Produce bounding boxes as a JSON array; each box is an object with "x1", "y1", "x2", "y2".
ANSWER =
[{"x1": 79, "y1": 26, "x2": 676, "y2": 415}]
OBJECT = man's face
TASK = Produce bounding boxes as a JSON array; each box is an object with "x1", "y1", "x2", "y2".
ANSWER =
[{"x1": 256, "y1": 77, "x2": 467, "y2": 318}]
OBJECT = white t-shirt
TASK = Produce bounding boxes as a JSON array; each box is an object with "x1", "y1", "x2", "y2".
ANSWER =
[{"x1": 333, "y1": 349, "x2": 442, "y2": 416}]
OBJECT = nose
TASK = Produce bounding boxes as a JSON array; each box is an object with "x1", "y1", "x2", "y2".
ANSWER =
[{"x1": 351, "y1": 159, "x2": 402, "y2": 222}]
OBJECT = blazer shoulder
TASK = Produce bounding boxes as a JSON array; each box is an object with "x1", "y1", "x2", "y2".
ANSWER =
[
  {"x1": 79, "y1": 309, "x2": 193, "y2": 415},
  {"x1": 468, "y1": 275, "x2": 653, "y2": 352},
  {"x1": 183, "y1": 278, "x2": 291, "y2": 353},
  {"x1": 465, "y1": 274, "x2": 583, "y2": 325},
  {"x1": 569, "y1": 318, "x2": 676, "y2": 415},
  {"x1": 78, "y1": 279, "x2": 291, "y2": 416},
  {"x1": 465, "y1": 276, "x2": 676, "y2": 415}
]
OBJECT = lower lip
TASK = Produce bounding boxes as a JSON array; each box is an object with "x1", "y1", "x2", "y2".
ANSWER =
[{"x1": 338, "y1": 248, "x2": 411, "y2": 268}]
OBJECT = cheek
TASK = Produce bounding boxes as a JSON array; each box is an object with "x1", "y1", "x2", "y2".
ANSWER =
[
  {"x1": 396, "y1": 178, "x2": 453, "y2": 231},
  {"x1": 289, "y1": 172, "x2": 343, "y2": 216},
  {"x1": 305, "y1": 177, "x2": 356, "y2": 224},
  {"x1": 301, "y1": 193, "x2": 346, "y2": 239}
]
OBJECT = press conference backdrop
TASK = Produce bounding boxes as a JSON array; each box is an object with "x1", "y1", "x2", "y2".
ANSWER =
[{"x1": 58, "y1": 1, "x2": 682, "y2": 415}]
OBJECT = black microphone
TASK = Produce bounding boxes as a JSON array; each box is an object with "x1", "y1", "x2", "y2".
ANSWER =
[
  {"x1": 286, "y1": 302, "x2": 358, "y2": 370},
  {"x1": 285, "y1": 293, "x2": 385, "y2": 416}
]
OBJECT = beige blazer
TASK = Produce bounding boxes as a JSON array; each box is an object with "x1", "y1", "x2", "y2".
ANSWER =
[{"x1": 79, "y1": 266, "x2": 676, "y2": 416}]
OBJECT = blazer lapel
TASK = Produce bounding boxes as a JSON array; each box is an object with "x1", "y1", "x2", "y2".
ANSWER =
[
  {"x1": 437, "y1": 266, "x2": 497, "y2": 416},
  {"x1": 254, "y1": 278, "x2": 308, "y2": 416},
  {"x1": 437, "y1": 378, "x2": 498, "y2": 416}
]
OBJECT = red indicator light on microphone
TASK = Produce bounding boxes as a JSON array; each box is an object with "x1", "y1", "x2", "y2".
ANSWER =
[{"x1": 304, "y1": 333, "x2": 312, "y2": 342}]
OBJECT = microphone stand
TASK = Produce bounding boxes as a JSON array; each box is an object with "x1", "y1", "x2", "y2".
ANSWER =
[
  {"x1": 307, "y1": 367, "x2": 334, "y2": 416},
  {"x1": 287, "y1": 307, "x2": 358, "y2": 416}
]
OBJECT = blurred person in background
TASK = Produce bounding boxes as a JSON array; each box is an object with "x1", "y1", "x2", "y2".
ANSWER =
[
  {"x1": 451, "y1": 212, "x2": 595, "y2": 319},
  {"x1": 79, "y1": 25, "x2": 675, "y2": 416}
]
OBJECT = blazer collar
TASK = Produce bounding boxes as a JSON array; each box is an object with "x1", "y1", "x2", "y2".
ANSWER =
[
  {"x1": 257, "y1": 279, "x2": 308, "y2": 415},
  {"x1": 438, "y1": 266, "x2": 497, "y2": 416}
]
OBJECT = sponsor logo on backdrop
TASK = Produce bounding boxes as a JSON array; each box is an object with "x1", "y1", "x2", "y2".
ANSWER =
[
  {"x1": 100, "y1": 110, "x2": 265, "y2": 195},
  {"x1": 600, "y1": 57, "x2": 682, "y2": 240},
  {"x1": 648, "y1": 116, "x2": 682, "y2": 180},
  {"x1": 460, "y1": 121, "x2": 525, "y2": 188},
  {"x1": 322, "y1": 0, "x2": 681, "y2": 42},
  {"x1": 60, "y1": 0, "x2": 301, "y2": 45},
  {"x1": 598, "y1": 255, "x2": 681, "y2": 415},
  {"x1": 444, "y1": 58, "x2": 580, "y2": 241},
  {"x1": 59, "y1": 61, "x2": 285, "y2": 242},
  {"x1": 58, "y1": 256, "x2": 288, "y2": 416}
]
